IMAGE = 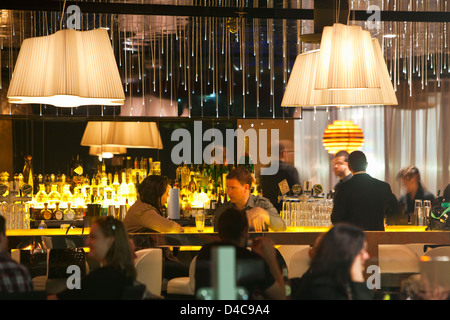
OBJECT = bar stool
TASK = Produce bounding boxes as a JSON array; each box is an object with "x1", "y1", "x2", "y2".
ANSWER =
[
  {"x1": 134, "y1": 248, "x2": 163, "y2": 298},
  {"x1": 287, "y1": 246, "x2": 311, "y2": 279},
  {"x1": 166, "y1": 256, "x2": 197, "y2": 297},
  {"x1": 378, "y1": 244, "x2": 420, "y2": 290},
  {"x1": 277, "y1": 245, "x2": 311, "y2": 278}
]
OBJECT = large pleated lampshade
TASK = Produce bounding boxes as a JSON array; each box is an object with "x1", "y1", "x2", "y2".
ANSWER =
[
  {"x1": 322, "y1": 120, "x2": 364, "y2": 154},
  {"x1": 315, "y1": 23, "x2": 380, "y2": 90},
  {"x1": 281, "y1": 39, "x2": 397, "y2": 107},
  {"x1": 81, "y1": 121, "x2": 163, "y2": 149},
  {"x1": 7, "y1": 28, "x2": 125, "y2": 108}
]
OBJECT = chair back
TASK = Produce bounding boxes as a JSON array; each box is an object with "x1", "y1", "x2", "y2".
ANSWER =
[
  {"x1": 277, "y1": 245, "x2": 311, "y2": 274},
  {"x1": 420, "y1": 246, "x2": 450, "y2": 290},
  {"x1": 134, "y1": 248, "x2": 163, "y2": 297},
  {"x1": 378, "y1": 245, "x2": 420, "y2": 274},
  {"x1": 288, "y1": 247, "x2": 311, "y2": 279},
  {"x1": 188, "y1": 255, "x2": 198, "y2": 293}
]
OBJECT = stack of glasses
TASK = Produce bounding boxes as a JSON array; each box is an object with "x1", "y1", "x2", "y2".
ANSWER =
[
  {"x1": 281, "y1": 199, "x2": 333, "y2": 227},
  {"x1": 0, "y1": 203, "x2": 30, "y2": 230}
]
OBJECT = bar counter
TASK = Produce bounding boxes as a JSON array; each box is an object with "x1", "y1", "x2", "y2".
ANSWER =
[{"x1": 7, "y1": 226, "x2": 450, "y2": 266}]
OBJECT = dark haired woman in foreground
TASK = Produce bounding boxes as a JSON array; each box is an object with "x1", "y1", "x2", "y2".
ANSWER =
[
  {"x1": 53, "y1": 217, "x2": 136, "y2": 299},
  {"x1": 293, "y1": 223, "x2": 373, "y2": 300}
]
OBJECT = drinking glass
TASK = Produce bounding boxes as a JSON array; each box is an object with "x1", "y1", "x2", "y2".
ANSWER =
[
  {"x1": 423, "y1": 200, "x2": 431, "y2": 216},
  {"x1": 195, "y1": 212, "x2": 205, "y2": 232},
  {"x1": 414, "y1": 200, "x2": 423, "y2": 226}
]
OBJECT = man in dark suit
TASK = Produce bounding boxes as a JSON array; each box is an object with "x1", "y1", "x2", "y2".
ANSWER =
[
  {"x1": 331, "y1": 151, "x2": 401, "y2": 231},
  {"x1": 260, "y1": 143, "x2": 300, "y2": 212}
]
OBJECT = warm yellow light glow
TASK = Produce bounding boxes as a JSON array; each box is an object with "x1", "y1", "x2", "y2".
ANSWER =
[
  {"x1": 322, "y1": 120, "x2": 364, "y2": 154},
  {"x1": 89, "y1": 146, "x2": 127, "y2": 159},
  {"x1": 7, "y1": 28, "x2": 125, "y2": 108}
]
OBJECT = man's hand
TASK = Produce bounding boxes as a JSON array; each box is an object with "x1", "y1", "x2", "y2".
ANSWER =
[
  {"x1": 246, "y1": 207, "x2": 270, "y2": 232},
  {"x1": 250, "y1": 236, "x2": 277, "y2": 262}
]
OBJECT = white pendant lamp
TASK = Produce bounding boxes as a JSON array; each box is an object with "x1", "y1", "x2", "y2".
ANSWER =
[
  {"x1": 81, "y1": 121, "x2": 163, "y2": 149},
  {"x1": 281, "y1": 38, "x2": 398, "y2": 107},
  {"x1": 7, "y1": 28, "x2": 124, "y2": 108},
  {"x1": 314, "y1": 23, "x2": 380, "y2": 90}
]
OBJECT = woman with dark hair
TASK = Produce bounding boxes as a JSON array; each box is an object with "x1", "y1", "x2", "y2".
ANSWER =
[
  {"x1": 54, "y1": 217, "x2": 136, "y2": 300},
  {"x1": 123, "y1": 175, "x2": 188, "y2": 282},
  {"x1": 396, "y1": 166, "x2": 435, "y2": 217},
  {"x1": 123, "y1": 175, "x2": 183, "y2": 233},
  {"x1": 293, "y1": 223, "x2": 373, "y2": 300}
]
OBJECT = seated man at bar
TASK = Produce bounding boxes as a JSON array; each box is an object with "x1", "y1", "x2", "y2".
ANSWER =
[
  {"x1": 195, "y1": 208, "x2": 286, "y2": 300},
  {"x1": 331, "y1": 151, "x2": 401, "y2": 231},
  {"x1": 213, "y1": 166, "x2": 286, "y2": 232}
]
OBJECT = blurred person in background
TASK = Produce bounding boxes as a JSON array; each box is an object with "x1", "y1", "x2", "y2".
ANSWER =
[{"x1": 396, "y1": 166, "x2": 435, "y2": 218}]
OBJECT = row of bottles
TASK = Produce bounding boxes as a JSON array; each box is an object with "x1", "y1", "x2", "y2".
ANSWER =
[
  {"x1": 33, "y1": 202, "x2": 81, "y2": 221},
  {"x1": 33, "y1": 170, "x2": 138, "y2": 209}
]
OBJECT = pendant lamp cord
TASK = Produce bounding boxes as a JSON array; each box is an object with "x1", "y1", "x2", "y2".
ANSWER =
[{"x1": 60, "y1": 0, "x2": 67, "y2": 30}]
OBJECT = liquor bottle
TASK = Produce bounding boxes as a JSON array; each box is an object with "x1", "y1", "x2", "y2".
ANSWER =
[
  {"x1": 41, "y1": 202, "x2": 53, "y2": 220},
  {"x1": 64, "y1": 202, "x2": 76, "y2": 220},
  {"x1": 125, "y1": 156, "x2": 133, "y2": 180},
  {"x1": 59, "y1": 174, "x2": 67, "y2": 194},
  {"x1": 72, "y1": 154, "x2": 84, "y2": 184},
  {"x1": 181, "y1": 162, "x2": 190, "y2": 189},
  {"x1": 82, "y1": 175, "x2": 91, "y2": 203},
  {"x1": 73, "y1": 185, "x2": 85, "y2": 208},
  {"x1": 201, "y1": 165, "x2": 209, "y2": 191},
  {"x1": 53, "y1": 202, "x2": 63, "y2": 220},
  {"x1": 188, "y1": 176, "x2": 197, "y2": 194},
  {"x1": 112, "y1": 172, "x2": 120, "y2": 203},
  {"x1": 48, "y1": 184, "x2": 61, "y2": 205},
  {"x1": 0, "y1": 172, "x2": 10, "y2": 196},
  {"x1": 148, "y1": 158, "x2": 153, "y2": 176},
  {"x1": 22, "y1": 155, "x2": 34, "y2": 193},
  {"x1": 127, "y1": 176, "x2": 136, "y2": 205},
  {"x1": 140, "y1": 157, "x2": 147, "y2": 182},
  {"x1": 120, "y1": 172, "x2": 129, "y2": 204},
  {"x1": 176, "y1": 163, "x2": 183, "y2": 187},
  {"x1": 194, "y1": 165, "x2": 201, "y2": 188},
  {"x1": 61, "y1": 184, "x2": 73, "y2": 204},
  {"x1": 34, "y1": 174, "x2": 43, "y2": 195},
  {"x1": 221, "y1": 164, "x2": 229, "y2": 191},
  {"x1": 35, "y1": 184, "x2": 48, "y2": 204},
  {"x1": 104, "y1": 179, "x2": 113, "y2": 206},
  {"x1": 153, "y1": 161, "x2": 161, "y2": 175}
]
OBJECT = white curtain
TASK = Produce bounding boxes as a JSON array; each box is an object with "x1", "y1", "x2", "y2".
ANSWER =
[{"x1": 294, "y1": 109, "x2": 333, "y2": 195}]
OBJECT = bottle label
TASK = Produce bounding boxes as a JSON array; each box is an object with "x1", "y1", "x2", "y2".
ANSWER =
[
  {"x1": 43, "y1": 210, "x2": 52, "y2": 220},
  {"x1": 55, "y1": 210, "x2": 63, "y2": 220}
]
